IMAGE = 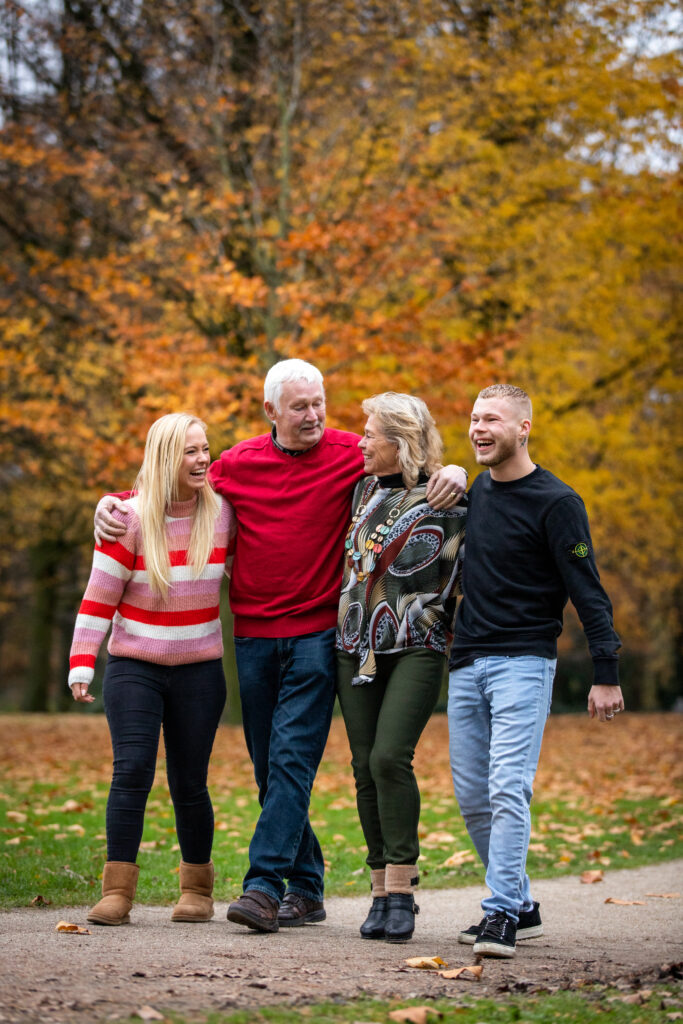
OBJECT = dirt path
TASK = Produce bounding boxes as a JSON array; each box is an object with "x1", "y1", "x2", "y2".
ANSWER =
[{"x1": 1, "y1": 861, "x2": 681, "y2": 1023}]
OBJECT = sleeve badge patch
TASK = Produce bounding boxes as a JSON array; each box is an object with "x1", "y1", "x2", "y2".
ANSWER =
[{"x1": 572, "y1": 542, "x2": 589, "y2": 558}]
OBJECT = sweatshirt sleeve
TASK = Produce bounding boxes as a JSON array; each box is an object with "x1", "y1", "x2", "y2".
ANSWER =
[
  {"x1": 68, "y1": 508, "x2": 137, "y2": 688},
  {"x1": 209, "y1": 449, "x2": 235, "y2": 500},
  {"x1": 545, "y1": 495, "x2": 621, "y2": 687}
]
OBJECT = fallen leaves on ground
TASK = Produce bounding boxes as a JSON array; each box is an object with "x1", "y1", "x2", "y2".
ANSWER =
[
  {"x1": 133, "y1": 1008, "x2": 165, "y2": 1021},
  {"x1": 438, "y1": 964, "x2": 484, "y2": 981},
  {"x1": 441, "y1": 850, "x2": 475, "y2": 867},
  {"x1": 604, "y1": 897, "x2": 646, "y2": 905},
  {"x1": 388, "y1": 1009, "x2": 443, "y2": 1024},
  {"x1": 580, "y1": 870, "x2": 604, "y2": 884},
  {"x1": 30, "y1": 895, "x2": 51, "y2": 906},
  {"x1": 55, "y1": 921, "x2": 90, "y2": 934},
  {"x1": 404, "y1": 956, "x2": 447, "y2": 970},
  {"x1": 1, "y1": 713, "x2": 680, "y2": 807}
]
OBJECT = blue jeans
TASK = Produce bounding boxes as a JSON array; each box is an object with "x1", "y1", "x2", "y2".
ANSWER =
[
  {"x1": 103, "y1": 655, "x2": 226, "y2": 864},
  {"x1": 234, "y1": 629, "x2": 336, "y2": 903},
  {"x1": 447, "y1": 655, "x2": 555, "y2": 918}
]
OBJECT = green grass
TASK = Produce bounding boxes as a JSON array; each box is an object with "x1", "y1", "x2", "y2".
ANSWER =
[
  {"x1": 1, "y1": 775, "x2": 680, "y2": 909},
  {"x1": 107, "y1": 987, "x2": 682, "y2": 1024}
]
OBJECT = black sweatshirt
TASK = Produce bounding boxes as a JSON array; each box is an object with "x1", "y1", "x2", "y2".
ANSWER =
[{"x1": 450, "y1": 465, "x2": 620, "y2": 687}]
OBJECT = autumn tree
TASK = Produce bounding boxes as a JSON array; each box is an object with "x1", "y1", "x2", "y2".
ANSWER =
[{"x1": 0, "y1": 0, "x2": 680, "y2": 706}]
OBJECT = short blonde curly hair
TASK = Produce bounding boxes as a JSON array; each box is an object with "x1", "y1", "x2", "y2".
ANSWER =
[
  {"x1": 361, "y1": 392, "x2": 443, "y2": 488},
  {"x1": 477, "y1": 384, "x2": 532, "y2": 420}
]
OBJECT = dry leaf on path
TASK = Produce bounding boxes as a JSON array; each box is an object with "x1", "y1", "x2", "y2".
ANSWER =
[
  {"x1": 604, "y1": 897, "x2": 646, "y2": 905},
  {"x1": 30, "y1": 895, "x2": 51, "y2": 906},
  {"x1": 404, "y1": 956, "x2": 447, "y2": 970},
  {"x1": 55, "y1": 921, "x2": 90, "y2": 934},
  {"x1": 423, "y1": 831, "x2": 456, "y2": 844},
  {"x1": 134, "y1": 1008, "x2": 165, "y2": 1021},
  {"x1": 619, "y1": 989, "x2": 653, "y2": 1005},
  {"x1": 59, "y1": 799, "x2": 85, "y2": 813},
  {"x1": 441, "y1": 850, "x2": 475, "y2": 867},
  {"x1": 580, "y1": 869, "x2": 604, "y2": 884},
  {"x1": 388, "y1": 1008, "x2": 443, "y2": 1024},
  {"x1": 645, "y1": 892, "x2": 680, "y2": 899},
  {"x1": 438, "y1": 965, "x2": 484, "y2": 981}
]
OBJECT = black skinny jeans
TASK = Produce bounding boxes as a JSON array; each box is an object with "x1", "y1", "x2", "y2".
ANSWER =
[{"x1": 102, "y1": 655, "x2": 226, "y2": 864}]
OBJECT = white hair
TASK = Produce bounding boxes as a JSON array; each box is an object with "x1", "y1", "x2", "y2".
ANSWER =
[{"x1": 264, "y1": 359, "x2": 324, "y2": 413}]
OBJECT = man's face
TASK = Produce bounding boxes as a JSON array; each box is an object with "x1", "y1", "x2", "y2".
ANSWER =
[
  {"x1": 265, "y1": 379, "x2": 326, "y2": 451},
  {"x1": 469, "y1": 397, "x2": 529, "y2": 468}
]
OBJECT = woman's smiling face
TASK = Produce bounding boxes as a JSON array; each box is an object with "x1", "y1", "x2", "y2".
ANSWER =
[{"x1": 359, "y1": 414, "x2": 401, "y2": 477}]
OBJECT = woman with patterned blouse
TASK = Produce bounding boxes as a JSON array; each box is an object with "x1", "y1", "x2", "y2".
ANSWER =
[{"x1": 336, "y1": 393, "x2": 466, "y2": 943}]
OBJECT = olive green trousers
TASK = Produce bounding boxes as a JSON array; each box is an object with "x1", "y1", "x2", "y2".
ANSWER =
[{"x1": 336, "y1": 649, "x2": 445, "y2": 868}]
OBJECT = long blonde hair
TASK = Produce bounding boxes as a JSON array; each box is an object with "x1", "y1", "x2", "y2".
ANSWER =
[
  {"x1": 362, "y1": 393, "x2": 444, "y2": 488},
  {"x1": 133, "y1": 413, "x2": 220, "y2": 599}
]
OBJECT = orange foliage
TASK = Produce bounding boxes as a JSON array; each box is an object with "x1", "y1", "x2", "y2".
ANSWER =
[{"x1": 0, "y1": 0, "x2": 680, "y2": 701}]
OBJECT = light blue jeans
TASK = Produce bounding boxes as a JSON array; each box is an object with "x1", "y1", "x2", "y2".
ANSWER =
[{"x1": 447, "y1": 656, "x2": 556, "y2": 919}]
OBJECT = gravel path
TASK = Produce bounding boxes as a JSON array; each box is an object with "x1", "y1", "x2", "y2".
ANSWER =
[{"x1": 1, "y1": 860, "x2": 681, "y2": 1023}]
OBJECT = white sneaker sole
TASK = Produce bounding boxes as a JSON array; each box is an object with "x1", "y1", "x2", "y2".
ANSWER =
[{"x1": 473, "y1": 940, "x2": 516, "y2": 958}]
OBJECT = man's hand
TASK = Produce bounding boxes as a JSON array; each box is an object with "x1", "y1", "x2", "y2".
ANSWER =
[
  {"x1": 588, "y1": 685, "x2": 624, "y2": 723},
  {"x1": 426, "y1": 465, "x2": 468, "y2": 510},
  {"x1": 70, "y1": 682, "x2": 95, "y2": 704},
  {"x1": 94, "y1": 496, "x2": 129, "y2": 545}
]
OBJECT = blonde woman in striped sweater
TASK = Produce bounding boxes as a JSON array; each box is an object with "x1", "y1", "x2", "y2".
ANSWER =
[{"x1": 68, "y1": 413, "x2": 235, "y2": 926}]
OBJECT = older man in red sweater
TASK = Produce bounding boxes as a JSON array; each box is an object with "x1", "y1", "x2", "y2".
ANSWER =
[{"x1": 95, "y1": 359, "x2": 467, "y2": 931}]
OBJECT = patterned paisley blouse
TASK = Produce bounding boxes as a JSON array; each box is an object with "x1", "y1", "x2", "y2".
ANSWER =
[{"x1": 336, "y1": 473, "x2": 467, "y2": 684}]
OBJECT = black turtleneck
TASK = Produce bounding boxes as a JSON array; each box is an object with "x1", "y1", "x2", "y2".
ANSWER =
[{"x1": 376, "y1": 471, "x2": 429, "y2": 488}]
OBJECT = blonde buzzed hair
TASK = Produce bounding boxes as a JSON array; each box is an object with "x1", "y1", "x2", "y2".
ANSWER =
[
  {"x1": 362, "y1": 392, "x2": 443, "y2": 489},
  {"x1": 478, "y1": 384, "x2": 532, "y2": 420}
]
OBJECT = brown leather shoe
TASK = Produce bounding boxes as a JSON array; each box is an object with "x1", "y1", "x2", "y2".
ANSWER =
[
  {"x1": 277, "y1": 892, "x2": 326, "y2": 927},
  {"x1": 227, "y1": 890, "x2": 280, "y2": 932}
]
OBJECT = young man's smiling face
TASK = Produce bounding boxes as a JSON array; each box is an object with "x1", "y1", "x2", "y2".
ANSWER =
[
  {"x1": 265, "y1": 379, "x2": 326, "y2": 451},
  {"x1": 469, "y1": 396, "x2": 530, "y2": 470}
]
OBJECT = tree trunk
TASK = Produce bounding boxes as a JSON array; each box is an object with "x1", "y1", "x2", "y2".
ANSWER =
[{"x1": 24, "y1": 541, "x2": 63, "y2": 711}]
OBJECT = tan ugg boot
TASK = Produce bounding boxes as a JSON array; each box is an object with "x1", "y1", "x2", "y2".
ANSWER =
[
  {"x1": 87, "y1": 861, "x2": 139, "y2": 926},
  {"x1": 171, "y1": 861, "x2": 214, "y2": 922}
]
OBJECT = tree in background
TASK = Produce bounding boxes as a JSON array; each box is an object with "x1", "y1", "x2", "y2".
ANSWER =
[{"x1": 0, "y1": 0, "x2": 680, "y2": 708}]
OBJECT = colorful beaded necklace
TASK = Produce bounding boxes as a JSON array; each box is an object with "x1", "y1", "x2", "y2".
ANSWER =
[{"x1": 344, "y1": 478, "x2": 411, "y2": 582}]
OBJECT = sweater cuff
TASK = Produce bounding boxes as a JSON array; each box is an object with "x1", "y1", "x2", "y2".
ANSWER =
[
  {"x1": 592, "y1": 657, "x2": 619, "y2": 688},
  {"x1": 68, "y1": 667, "x2": 94, "y2": 688}
]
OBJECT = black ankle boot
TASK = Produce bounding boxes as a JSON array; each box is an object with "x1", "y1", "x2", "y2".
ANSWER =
[
  {"x1": 360, "y1": 896, "x2": 388, "y2": 939},
  {"x1": 384, "y1": 892, "x2": 419, "y2": 943}
]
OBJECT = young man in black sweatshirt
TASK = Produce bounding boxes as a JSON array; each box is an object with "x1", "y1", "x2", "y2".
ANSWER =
[{"x1": 448, "y1": 384, "x2": 623, "y2": 958}]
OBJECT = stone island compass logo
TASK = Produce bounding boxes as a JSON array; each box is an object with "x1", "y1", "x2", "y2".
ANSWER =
[{"x1": 572, "y1": 542, "x2": 589, "y2": 558}]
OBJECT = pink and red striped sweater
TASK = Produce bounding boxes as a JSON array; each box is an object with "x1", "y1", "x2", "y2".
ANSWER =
[{"x1": 68, "y1": 495, "x2": 236, "y2": 687}]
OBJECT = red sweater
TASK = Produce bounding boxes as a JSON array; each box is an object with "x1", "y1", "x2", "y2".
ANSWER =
[{"x1": 209, "y1": 428, "x2": 364, "y2": 637}]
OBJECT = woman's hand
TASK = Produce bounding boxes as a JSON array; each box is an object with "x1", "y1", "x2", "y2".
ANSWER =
[
  {"x1": 70, "y1": 682, "x2": 95, "y2": 704},
  {"x1": 94, "y1": 496, "x2": 129, "y2": 545},
  {"x1": 426, "y1": 465, "x2": 468, "y2": 509}
]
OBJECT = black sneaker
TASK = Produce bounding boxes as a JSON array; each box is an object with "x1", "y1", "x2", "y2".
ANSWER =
[
  {"x1": 458, "y1": 901, "x2": 542, "y2": 945},
  {"x1": 473, "y1": 910, "x2": 517, "y2": 958}
]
